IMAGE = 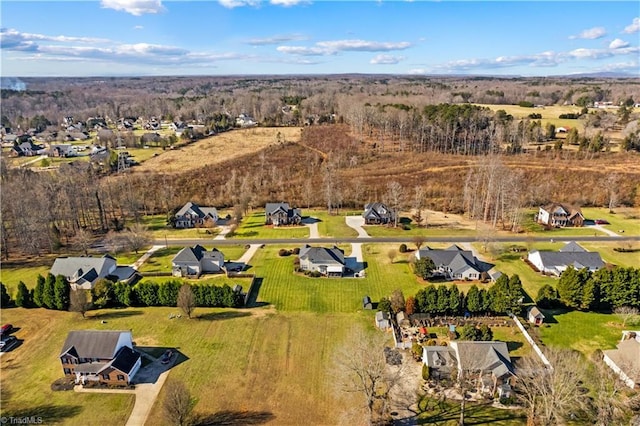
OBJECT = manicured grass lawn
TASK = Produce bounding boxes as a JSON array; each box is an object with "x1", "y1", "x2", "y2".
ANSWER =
[
  {"x1": 0, "y1": 308, "x2": 135, "y2": 425},
  {"x1": 490, "y1": 326, "x2": 531, "y2": 358},
  {"x1": 581, "y1": 207, "x2": 640, "y2": 235},
  {"x1": 364, "y1": 224, "x2": 477, "y2": 238},
  {"x1": 416, "y1": 398, "x2": 526, "y2": 425},
  {"x1": 0, "y1": 265, "x2": 51, "y2": 294},
  {"x1": 116, "y1": 250, "x2": 149, "y2": 266},
  {"x1": 137, "y1": 247, "x2": 183, "y2": 273},
  {"x1": 230, "y1": 212, "x2": 309, "y2": 239},
  {"x1": 307, "y1": 209, "x2": 359, "y2": 238},
  {"x1": 537, "y1": 309, "x2": 623, "y2": 356}
]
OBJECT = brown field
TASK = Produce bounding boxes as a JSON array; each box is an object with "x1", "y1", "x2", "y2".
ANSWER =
[{"x1": 132, "y1": 127, "x2": 303, "y2": 173}]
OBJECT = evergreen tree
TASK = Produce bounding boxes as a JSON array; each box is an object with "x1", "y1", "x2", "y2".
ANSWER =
[
  {"x1": 436, "y1": 285, "x2": 450, "y2": 314},
  {"x1": 449, "y1": 285, "x2": 461, "y2": 315},
  {"x1": 15, "y1": 281, "x2": 31, "y2": 308},
  {"x1": 0, "y1": 283, "x2": 11, "y2": 307},
  {"x1": 42, "y1": 273, "x2": 56, "y2": 309},
  {"x1": 466, "y1": 285, "x2": 482, "y2": 314},
  {"x1": 92, "y1": 278, "x2": 114, "y2": 308},
  {"x1": 536, "y1": 284, "x2": 561, "y2": 309},
  {"x1": 378, "y1": 297, "x2": 392, "y2": 313},
  {"x1": 113, "y1": 282, "x2": 132, "y2": 307},
  {"x1": 33, "y1": 274, "x2": 45, "y2": 307},
  {"x1": 54, "y1": 275, "x2": 70, "y2": 310}
]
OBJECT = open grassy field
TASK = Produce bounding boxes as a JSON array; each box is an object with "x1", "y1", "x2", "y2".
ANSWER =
[
  {"x1": 581, "y1": 207, "x2": 640, "y2": 235},
  {"x1": 231, "y1": 212, "x2": 309, "y2": 239},
  {"x1": 580, "y1": 241, "x2": 640, "y2": 268},
  {"x1": 416, "y1": 399, "x2": 526, "y2": 425},
  {"x1": 0, "y1": 265, "x2": 53, "y2": 295},
  {"x1": 133, "y1": 127, "x2": 302, "y2": 174},
  {"x1": 307, "y1": 210, "x2": 360, "y2": 238},
  {"x1": 139, "y1": 214, "x2": 221, "y2": 239},
  {"x1": 536, "y1": 309, "x2": 624, "y2": 356}
]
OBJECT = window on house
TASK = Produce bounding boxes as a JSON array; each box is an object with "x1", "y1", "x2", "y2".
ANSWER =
[
  {"x1": 117, "y1": 375, "x2": 125, "y2": 381},
  {"x1": 102, "y1": 374, "x2": 110, "y2": 380},
  {"x1": 64, "y1": 368, "x2": 72, "y2": 375},
  {"x1": 62, "y1": 358, "x2": 68, "y2": 364}
]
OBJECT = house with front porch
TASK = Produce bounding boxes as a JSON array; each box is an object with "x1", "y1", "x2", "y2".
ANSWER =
[
  {"x1": 59, "y1": 330, "x2": 141, "y2": 386},
  {"x1": 265, "y1": 203, "x2": 302, "y2": 226},
  {"x1": 415, "y1": 245, "x2": 492, "y2": 280},
  {"x1": 174, "y1": 201, "x2": 218, "y2": 228},
  {"x1": 536, "y1": 203, "x2": 584, "y2": 227},
  {"x1": 298, "y1": 244, "x2": 345, "y2": 277},
  {"x1": 362, "y1": 202, "x2": 396, "y2": 225},
  {"x1": 172, "y1": 245, "x2": 225, "y2": 277}
]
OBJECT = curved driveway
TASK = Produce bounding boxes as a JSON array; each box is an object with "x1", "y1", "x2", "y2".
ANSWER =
[{"x1": 345, "y1": 216, "x2": 371, "y2": 238}]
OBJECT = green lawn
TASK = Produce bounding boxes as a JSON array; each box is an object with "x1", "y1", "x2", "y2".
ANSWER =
[
  {"x1": 416, "y1": 398, "x2": 526, "y2": 425},
  {"x1": 581, "y1": 207, "x2": 640, "y2": 235},
  {"x1": 364, "y1": 223, "x2": 476, "y2": 238},
  {"x1": 580, "y1": 241, "x2": 640, "y2": 268},
  {"x1": 537, "y1": 309, "x2": 624, "y2": 356},
  {"x1": 115, "y1": 250, "x2": 149, "y2": 266},
  {"x1": 306, "y1": 210, "x2": 359, "y2": 238},
  {"x1": 139, "y1": 215, "x2": 220, "y2": 239},
  {"x1": 0, "y1": 265, "x2": 52, "y2": 294},
  {"x1": 137, "y1": 245, "x2": 253, "y2": 274},
  {"x1": 230, "y1": 212, "x2": 309, "y2": 239}
]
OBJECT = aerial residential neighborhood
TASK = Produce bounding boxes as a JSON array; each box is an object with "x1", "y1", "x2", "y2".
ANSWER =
[{"x1": 1, "y1": 1, "x2": 640, "y2": 424}]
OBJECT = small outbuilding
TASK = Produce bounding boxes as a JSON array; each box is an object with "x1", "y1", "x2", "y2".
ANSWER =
[
  {"x1": 375, "y1": 311, "x2": 390, "y2": 330},
  {"x1": 363, "y1": 296, "x2": 373, "y2": 310},
  {"x1": 527, "y1": 306, "x2": 545, "y2": 326}
]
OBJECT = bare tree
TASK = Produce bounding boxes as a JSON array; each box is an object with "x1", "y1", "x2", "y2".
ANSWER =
[
  {"x1": 588, "y1": 350, "x2": 633, "y2": 426},
  {"x1": 69, "y1": 289, "x2": 92, "y2": 318},
  {"x1": 412, "y1": 235, "x2": 426, "y2": 251},
  {"x1": 604, "y1": 173, "x2": 621, "y2": 213},
  {"x1": 516, "y1": 348, "x2": 589, "y2": 426},
  {"x1": 385, "y1": 181, "x2": 404, "y2": 228},
  {"x1": 123, "y1": 223, "x2": 152, "y2": 254},
  {"x1": 334, "y1": 327, "x2": 403, "y2": 425},
  {"x1": 72, "y1": 227, "x2": 94, "y2": 256},
  {"x1": 177, "y1": 284, "x2": 196, "y2": 319},
  {"x1": 614, "y1": 306, "x2": 639, "y2": 327},
  {"x1": 163, "y1": 379, "x2": 195, "y2": 426},
  {"x1": 387, "y1": 249, "x2": 397, "y2": 264},
  {"x1": 389, "y1": 289, "x2": 405, "y2": 314}
]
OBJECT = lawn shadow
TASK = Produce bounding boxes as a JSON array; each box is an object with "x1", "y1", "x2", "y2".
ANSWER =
[
  {"x1": 236, "y1": 231, "x2": 258, "y2": 237},
  {"x1": 194, "y1": 410, "x2": 275, "y2": 425},
  {"x1": 539, "y1": 308, "x2": 567, "y2": 324},
  {"x1": 505, "y1": 341, "x2": 524, "y2": 352},
  {"x1": 196, "y1": 311, "x2": 251, "y2": 321},
  {"x1": 131, "y1": 348, "x2": 189, "y2": 384},
  {"x1": 2, "y1": 405, "x2": 83, "y2": 423},
  {"x1": 301, "y1": 217, "x2": 321, "y2": 224},
  {"x1": 244, "y1": 277, "x2": 264, "y2": 307},
  {"x1": 89, "y1": 310, "x2": 144, "y2": 320}
]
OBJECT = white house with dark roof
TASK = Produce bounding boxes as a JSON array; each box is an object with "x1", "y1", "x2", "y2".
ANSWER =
[
  {"x1": 527, "y1": 241, "x2": 604, "y2": 276},
  {"x1": 537, "y1": 203, "x2": 584, "y2": 227},
  {"x1": 174, "y1": 201, "x2": 218, "y2": 228},
  {"x1": 415, "y1": 245, "x2": 493, "y2": 280},
  {"x1": 298, "y1": 244, "x2": 345, "y2": 277},
  {"x1": 265, "y1": 202, "x2": 302, "y2": 226},
  {"x1": 59, "y1": 330, "x2": 141, "y2": 385},
  {"x1": 362, "y1": 202, "x2": 395, "y2": 225},
  {"x1": 50, "y1": 255, "x2": 138, "y2": 290},
  {"x1": 172, "y1": 245, "x2": 225, "y2": 277}
]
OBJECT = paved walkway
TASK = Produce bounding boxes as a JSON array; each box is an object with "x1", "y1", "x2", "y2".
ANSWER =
[
  {"x1": 345, "y1": 216, "x2": 371, "y2": 238},
  {"x1": 234, "y1": 244, "x2": 262, "y2": 264},
  {"x1": 130, "y1": 245, "x2": 164, "y2": 270},
  {"x1": 214, "y1": 225, "x2": 232, "y2": 240}
]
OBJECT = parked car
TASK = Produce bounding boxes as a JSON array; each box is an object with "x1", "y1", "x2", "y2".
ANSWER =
[
  {"x1": 0, "y1": 336, "x2": 17, "y2": 352},
  {"x1": 595, "y1": 219, "x2": 610, "y2": 225},
  {"x1": 161, "y1": 349, "x2": 174, "y2": 364},
  {"x1": 1, "y1": 324, "x2": 12, "y2": 336}
]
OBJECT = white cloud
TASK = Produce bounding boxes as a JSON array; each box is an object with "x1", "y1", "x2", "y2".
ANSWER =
[
  {"x1": 609, "y1": 38, "x2": 629, "y2": 49},
  {"x1": 623, "y1": 17, "x2": 640, "y2": 34},
  {"x1": 278, "y1": 39, "x2": 412, "y2": 56},
  {"x1": 270, "y1": 0, "x2": 309, "y2": 6},
  {"x1": 218, "y1": 0, "x2": 260, "y2": 8},
  {"x1": 408, "y1": 68, "x2": 426, "y2": 75},
  {"x1": 370, "y1": 54, "x2": 404, "y2": 65},
  {"x1": 134, "y1": 25, "x2": 144, "y2": 30},
  {"x1": 247, "y1": 34, "x2": 306, "y2": 45},
  {"x1": 100, "y1": 0, "x2": 166, "y2": 16},
  {"x1": 569, "y1": 26, "x2": 606, "y2": 40}
]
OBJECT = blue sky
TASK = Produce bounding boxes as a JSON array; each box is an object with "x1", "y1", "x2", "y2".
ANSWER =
[{"x1": 1, "y1": 1, "x2": 638, "y2": 77}]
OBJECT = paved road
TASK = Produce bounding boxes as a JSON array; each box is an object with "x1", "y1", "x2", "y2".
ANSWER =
[{"x1": 153, "y1": 235, "x2": 639, "y2": 247}]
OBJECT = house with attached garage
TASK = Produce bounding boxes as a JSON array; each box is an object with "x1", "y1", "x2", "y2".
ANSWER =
[
  {"x1": 174, "y1": 201, "x2": 218, "y2": 228},
  {"x1": 298, "y1": 244, "x2": 345, "y2": 277},
  {"x1": 59, "y1": 330, "x2": 141, "y2": 386},
  {"x1": 265, "y1": 202, "x2": 302, "y2": 226},
  {"x1": 415, "y1": 245, "x2": 493, "y2": 281},
  {"x1": 527, "y1": 241, "x2": 604, "y2": 276},
  {"x1": 172, "y1": 245, "x2": 225, "y2": 277},
  {"x1": 362, "y1": 202, "x2": 396, "y2": 225},
  {"x1": 536, "y1": 203, "x2": 584, "y2": 228},
  {"x1": 50, "y1": 255, "x2": 138, "y2": 290}
]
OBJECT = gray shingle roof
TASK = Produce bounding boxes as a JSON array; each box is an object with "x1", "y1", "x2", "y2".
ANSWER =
[
  {"x1": 265, "y1": 202, "x2": 301, "y2": 218},
  {"x1": 534, "y1": 251, "x2": 604, "y2": 270},
  {"x1": 176, "y1": 202, "x2": 217, "y2": 219},
  {"x1": 559, "y1": 241, "x2": 587, "y2": 252},
  {"x1": 363, "y1": 202, "x2": 393, "y2": 220},
  {"x1": 299, "y1": 244, "x2": 345, "y2": 265},
  {"x1": 60, "y1": 330, "x2": 131, "y2": 359},
  {"x1": 417, "y1": 246, "x2": 490, "y2": 274},
  {"x1": 454, "y1": 341, "x2": 514, "y2": 379},
  {"x1": 173, "y1": 245, "x2": 224, "y2": 263},
  {"x1": 50, "y1": 256, "x2": 116, "y2": 283},
  {"x1": 108, "y1": 346, "x2": 141, "y2": 374}
]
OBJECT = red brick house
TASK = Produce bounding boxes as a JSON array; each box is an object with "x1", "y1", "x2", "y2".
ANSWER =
[{"x1": 59, "y1": 330, "x2": 141, "y2": 385}]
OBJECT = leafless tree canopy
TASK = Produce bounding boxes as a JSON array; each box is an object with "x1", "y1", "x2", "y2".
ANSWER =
[
  {"x1": 177, "y1": 284, "x2": 196, "y2": 319},
  {"x1": 163, "y1": 379, "x2": 195, "y2": 426},
  {"x1": 69, "y1": 289, "x2": 91, "y2": 318}
]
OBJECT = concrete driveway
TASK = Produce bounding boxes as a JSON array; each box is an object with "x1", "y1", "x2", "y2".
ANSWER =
[
  {"x1": 345, "y1": 242, "x2": 366, "y2": 277},
  {"x1": 302, "y1": 217, "x2": 320, "y2": 238},
  {"x1": 345, "y1": 216, "x2": 370, "y2": 238}
]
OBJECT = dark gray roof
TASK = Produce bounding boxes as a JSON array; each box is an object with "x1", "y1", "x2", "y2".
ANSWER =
[
  {"x1": 60, "y1": 330, "x2": 131, "y2": 359},
  {"x1": 559, "y1": 241, "x2": 586, "y2": 252},
  {"x1": 176, "y1": 202, "x2": 217, "y2": 219},
  {"x1": 113, "y1": 266, "x2": 137, "y2": 281},
  {"x1": 363, "y1": 202, "x2": 393, "y2": 220},
  {"x1": 417, "y1": 246, "x2": 490, "y2": 275},
  {"x1": 172, "y1": 245, "x2": 223, "y2": 263},
  {"x1": 422, "y1": 346, "x2": 457, "y2": 369},
  {"x1": 534, "y1": 250, "x2": 604, "y2": 270},
  {"x1": 265, "y1": 202, "x2": 301, "y2": 217},
  {"x1": 299, "y1": 244, "x2": 345, "y2": 265},
  {"x1": 454, "y1": 341, "x2": 514, "y2": 379},
  {"x1": 50, "y1": 256, "x2": 116, "y2": 283},
  {"x1": 109, "y1": 346, "x2": 141, "y2": 374}
]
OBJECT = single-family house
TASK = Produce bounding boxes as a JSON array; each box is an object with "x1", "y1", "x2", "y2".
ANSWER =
[
  {"x1": 298, "y1": 244, "x2": 345, "y2": 277},
  {"x1": 527, "y1": 306, "x2": 545, "y2": 326},
  {"x1": 50, "y1": 255, "x2": 138, "y2": 290},
  {"x1": 59, "y1": 330, "x2": 141, "y2": 385},
  {"x1": 603, "y1": 331, "x2": 640, "y2": 389},
  {"x1": 172, "y1": 245, "x2": 225, "y2": 277},
  {"x1": 536, "y1": 204, "x2": 584, "y2": 228},
  {"x1": 49, "y1": 143, "x2": 77, "y2": 157},
  {"x1": 527, "y1": 242, "x2": 604, "y2": 276},
  {"x1": 375, "y1": 311, "x2": 390, "y2": 330},
  {"x1": 174, "y1": 201, "x2": 218, "y2": 228},
  {"x1": 265, "y1": 203, "x2": 302, "y2": 226},
  {"x1": 362, "y1": 202, "x2": 396, "y2": 225},
  {"x1": 423, "y1": 341, "x2": 515, "y2": 394},
  {"x1": 236, "y1": 114, "x2": 256, "y2": 127},
  {"x1": 10, "y1": 140, "x2": 45, "y2": 157},
  {"x1": 415, "y1": 245, "x2": 492, "y2": 280}
]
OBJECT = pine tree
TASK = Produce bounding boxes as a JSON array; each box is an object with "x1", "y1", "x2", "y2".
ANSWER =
[
  {"x1": 42, "y1": 273, "x2": 56, "y2": 309},
  {"x1": 54, "y1": 275, "x2": 70, "y2": 310},
  {"x1": 33, "y1": 275, "x2": 45, "y2": 307},
  {"x1": 15, "y1": 281, "x2": 31, "y2": 308}
]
